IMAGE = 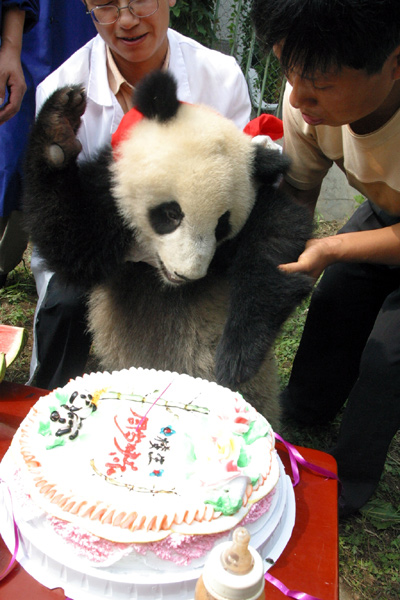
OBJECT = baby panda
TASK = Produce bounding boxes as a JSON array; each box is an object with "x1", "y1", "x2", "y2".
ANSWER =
[
  {"x1": 50, "y1": 391, "x2": 97, "y2": 440},
  {"x1": 23, "y1": 70, "x2": 313, "y2": 429}
]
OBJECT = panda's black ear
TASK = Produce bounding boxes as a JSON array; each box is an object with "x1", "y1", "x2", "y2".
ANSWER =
[
  {"x1": 251, "y1": 144, "x2": 291, "y2": 185},
  {"x1": 133, "y1": 71, "x2": 180, "y2": 122}
]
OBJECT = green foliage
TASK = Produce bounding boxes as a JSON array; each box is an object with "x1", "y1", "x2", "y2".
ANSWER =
[
  {"x1": 226, "y1": 0, "x2": 252, "y2": 57},
  {"x1": 226, "y1": 0, "x2": 284, "y2": 111},
  {"x1": 0, "y1": 260, "x2": 36, "y2": 327},
  {"x1": 170, "y1": 0, "x2": 216, "y2": 47},
  {"x1": 354, "y1": 193, "x2": 366, "y2": 205},
  {"x1": 171, "y1": 0, "x2": 285, "y2": 112},
  {"x1": 274, "y1": 300, "x2": 308, "y2": 388},
  {"x1": 361, "y1": 499, "x2": 400, "y2": 530},
  {"x1": 339, "y1": 510, "x2": 400, "y2": 598},
  {"x1": 0, "y1": 280, "x2": 35, "y2": 305}
]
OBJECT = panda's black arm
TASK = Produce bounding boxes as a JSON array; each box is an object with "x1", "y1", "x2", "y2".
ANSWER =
[
  {"x1": 22, "y1": 86, "x2": 132, "y2": 288},
  {"x1": 215, "y1": 185, "x2": 314, "y2": 387}
]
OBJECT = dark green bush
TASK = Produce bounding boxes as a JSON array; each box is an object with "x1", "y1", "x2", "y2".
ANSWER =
[{"x1": 170, "y1": 0, "x2": 216, "y2": 47}]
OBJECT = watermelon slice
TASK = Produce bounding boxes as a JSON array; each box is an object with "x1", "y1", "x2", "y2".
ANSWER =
[
  {"x1": 0, "y1": 324, "x2": 28, "y2": 368},
  {"x1": 0, "y1": 352, "x2": 6, "y2": 383}
]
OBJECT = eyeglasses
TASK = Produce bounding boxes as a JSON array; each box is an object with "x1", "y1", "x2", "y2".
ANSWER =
[{"x1": 86, "y1": 0, "x2": 159, "y2": 25}]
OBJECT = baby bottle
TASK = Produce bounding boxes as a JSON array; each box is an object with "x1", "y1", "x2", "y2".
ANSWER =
[{"x1": 194, "y1": 527, "x2": 266, "y2": 600}]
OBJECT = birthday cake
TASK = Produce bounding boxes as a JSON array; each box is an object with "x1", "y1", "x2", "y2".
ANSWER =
[{"x1": 0, "y1": 369, "x2": 295, "y2": 600}]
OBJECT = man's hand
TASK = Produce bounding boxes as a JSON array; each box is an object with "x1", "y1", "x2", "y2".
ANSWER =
[
  {"x1": 0, "y1": 8, "x2": 26, "y2": 125},
  {"x1": 280, "y1": 223, "x2": 400, "y2": 280},
  {"x1": 279, "y1": 237, "x2": 336, "y2": 280}
]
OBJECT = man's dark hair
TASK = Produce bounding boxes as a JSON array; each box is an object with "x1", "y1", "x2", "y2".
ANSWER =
[{"x1": 251, "y1": 0, "x2": 400, "y2": 77}]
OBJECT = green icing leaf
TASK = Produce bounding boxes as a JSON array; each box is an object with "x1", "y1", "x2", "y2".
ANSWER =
[
  {"x1": 242, "y1": 419, "x2": 269, "y2": 445},
  {"x1": 205, "y1": 493, "x2": 243, "y2": 516},
  {"x1": 54, "y1": 391, "x2": 69, "y2": 406},
  {"x1": 237, "y1": 445, "x2": 250, "y2": 467},
  {"x1": 184, "y1": 433, "x2": 196, "y2": 463},
  {"x1": 38, "y1": 421, "x2": 52, "y2": 437},
  {"x1": 46, "y1": 437, "x2": 65, "y2": 450}
]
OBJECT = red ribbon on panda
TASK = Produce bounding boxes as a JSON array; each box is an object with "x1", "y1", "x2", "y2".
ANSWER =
[
  {"x1": 111, "y1": 106, "x2": 145, "y2": 155},
  {"x1": 111, "y1": 105, "x2": 284, "y2": 156}
]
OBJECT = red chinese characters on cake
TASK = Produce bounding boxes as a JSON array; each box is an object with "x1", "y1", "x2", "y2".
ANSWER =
[{"x1": 105, "y1": 410, "x2": 175, "y2": 478}]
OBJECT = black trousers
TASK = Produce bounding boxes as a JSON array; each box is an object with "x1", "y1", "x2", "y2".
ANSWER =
[
  {"x1": 34, "y1": 274, "x2": 92, "y2": 390},
  {"x1": 285, "y1": 201, "x2": 400, "y2": 507}
]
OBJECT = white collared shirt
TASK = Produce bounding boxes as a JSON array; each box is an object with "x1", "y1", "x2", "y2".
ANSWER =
[{"x1": 36, "y1": 30, "x2": 252, "y2": 164}]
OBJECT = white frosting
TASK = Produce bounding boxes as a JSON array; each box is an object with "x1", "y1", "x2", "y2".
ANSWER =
[{"x1": 11, "y1": 368, "x2": 279, "y2": 543}]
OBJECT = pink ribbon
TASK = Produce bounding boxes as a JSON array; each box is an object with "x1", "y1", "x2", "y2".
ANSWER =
[
  {"x1": 0, "y1": 479, "x2": 20, "y2": 582},
  {"x1": 265, "y1": 571, "x2": 325, "y2": 599},
  {"x1": 275, "y1": 433, "x2": 341, "y2": 491},
  {"x1": 261, "y1": 434, "x2": 340, "y2": 599},
  {"x1": 134, "y1": 380, "x2": 174, "y2": 432}
]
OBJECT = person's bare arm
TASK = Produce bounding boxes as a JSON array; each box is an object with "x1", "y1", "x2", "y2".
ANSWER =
[
  {"x1": 280, "y1": 221, "x2": 400, "y2": 280},
  {"x1": 0, "y1": 7, "x2": 26, "y2": 124},
  {"x1": 279, "y1": 179, "x2": 400, "y2": 279}
]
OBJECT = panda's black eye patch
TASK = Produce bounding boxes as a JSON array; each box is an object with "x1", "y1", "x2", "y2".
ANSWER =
[
  {"x1": 149, "y1": 201, "x2": 184, "y2": 235},
  {"x1": 215, "y1": 211, "x2": 231, "y2": 242}
]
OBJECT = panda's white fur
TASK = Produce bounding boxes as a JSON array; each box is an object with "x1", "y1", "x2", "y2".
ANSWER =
[
  {"x1": 23, "y1": 71, "x2": 314, "y2": 430},
  {"x1": 88, "y1": 272, "x2": 280, "y2": 427},
  {"x1": 111, "y1": 103, "x2": 256, "y2": 283}
]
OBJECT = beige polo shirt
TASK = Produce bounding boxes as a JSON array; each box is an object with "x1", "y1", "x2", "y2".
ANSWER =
[
  {"x1": 282, "y1": 83, "x2": 400, "y2": 216},
  {"x1": 106, "y1": 45, "x2": 170, "y2": 114}
]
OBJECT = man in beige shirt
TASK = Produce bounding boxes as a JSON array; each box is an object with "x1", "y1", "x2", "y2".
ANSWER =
[{"x1": 252, "y1": 0, "x2": 400, "y2": 517}]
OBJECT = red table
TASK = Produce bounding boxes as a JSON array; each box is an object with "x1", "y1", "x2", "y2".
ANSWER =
[{"x1": 0, "y1": 380, "x2": 339, "y2": 600}]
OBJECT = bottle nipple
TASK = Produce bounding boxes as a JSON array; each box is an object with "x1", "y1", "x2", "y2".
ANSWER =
[{"x1": 221, "y1": 527, "x2": 254, "y2": 575}]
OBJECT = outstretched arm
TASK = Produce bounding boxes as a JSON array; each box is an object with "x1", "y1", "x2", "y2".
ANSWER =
[
  {"x1": 23, "y1": 85, "x2": 132, "y2": 288},
  {"x1": 278, "y1": 180, "x2": 400, "y2": 279},
  {"x1": 215, "y1": 184, "x2": 314, "y2": 387},
  {"x1": 280, "y1": 224, "x2": 400, "y2": 280}
]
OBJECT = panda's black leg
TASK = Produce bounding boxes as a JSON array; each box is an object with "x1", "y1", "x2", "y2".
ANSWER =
[
  {"x1": 215, "y1": 184, "x2": 313, "y2": 387},
  {"x1": 215, "y1": 266, "x2": 312, "y2": 387}
]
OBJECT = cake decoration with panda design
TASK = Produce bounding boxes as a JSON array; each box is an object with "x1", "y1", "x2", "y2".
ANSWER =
[{"x1": 12, "y1": 369, "x2": 279, "y2": 543}]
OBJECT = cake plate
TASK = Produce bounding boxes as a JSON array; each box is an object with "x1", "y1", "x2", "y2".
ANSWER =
[{"x1": 0, "y1": 454, "x2": 295, "y2": 600}]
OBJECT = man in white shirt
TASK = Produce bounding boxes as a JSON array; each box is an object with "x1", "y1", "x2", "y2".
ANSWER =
[{"x1": 29, "y1": 0, "x2": 251, "y2": 390}]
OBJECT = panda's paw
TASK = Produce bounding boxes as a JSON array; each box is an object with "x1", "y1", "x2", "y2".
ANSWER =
[
  {"x1": 37, "y1": 85, "x2": 86, "y2": 167},
  {"x1": 215, "y1": 335, "x2": 264, "y2": 387}
]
